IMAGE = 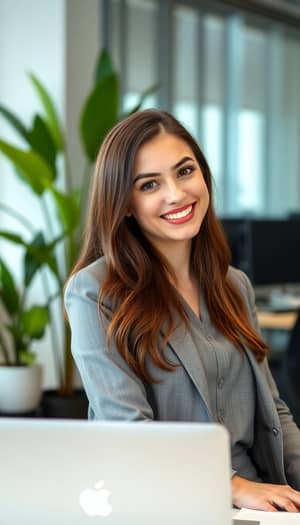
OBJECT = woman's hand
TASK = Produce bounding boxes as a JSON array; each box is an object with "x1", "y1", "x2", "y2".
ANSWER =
[{"x1": 232, "y1": 475, "x2": 300, "y2": 512}]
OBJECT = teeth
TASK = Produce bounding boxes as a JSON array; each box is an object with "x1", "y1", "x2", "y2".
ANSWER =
[{"x1": 163, "y1": 205, "x2": 192, "y2": 220}]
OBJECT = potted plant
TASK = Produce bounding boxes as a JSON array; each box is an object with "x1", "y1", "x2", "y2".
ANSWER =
[
  {"x1": 0, "y1": 253, "x2": 50, "y2": 414},
  {"x1": 0, "y1": 49, "x2": 157, "y2": 417}
]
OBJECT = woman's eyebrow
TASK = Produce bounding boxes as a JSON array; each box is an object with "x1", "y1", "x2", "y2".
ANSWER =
[{"x1": 133, "y1": 156, "x2": 194, "y2": 184}]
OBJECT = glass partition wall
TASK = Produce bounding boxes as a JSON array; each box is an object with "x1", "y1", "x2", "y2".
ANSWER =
[{"x1": 101, "y1": 0, "x2": 300, "y2": 218}]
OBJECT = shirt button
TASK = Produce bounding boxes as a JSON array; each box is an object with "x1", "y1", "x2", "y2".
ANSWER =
[
  {"x1": 217, "y1": 378, "x2": 225, "y2": 389},
  {"x1": 207, "y1": 334, "x2": 213, "y2": 342},
  {"x1": 272, "y1": 427, "x2": 279, "y2": 436}
]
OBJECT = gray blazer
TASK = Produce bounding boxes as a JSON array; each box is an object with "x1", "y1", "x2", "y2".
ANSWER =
[{"x1": 64, "y1": 257, "x2": 300, "y2": 490}]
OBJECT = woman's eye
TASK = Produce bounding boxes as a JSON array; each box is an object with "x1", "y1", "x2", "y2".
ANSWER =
[
  {"x1": 140, "y1": 180, "x2": 158, "y2": 192},
  {"x1": 178, "y1": 166, "x2": 194, "y2": 177}
]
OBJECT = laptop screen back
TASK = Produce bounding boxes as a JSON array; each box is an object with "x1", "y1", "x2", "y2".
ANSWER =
[{"x1": 0, "y1": 419, "x2": 231, "y2": 525}]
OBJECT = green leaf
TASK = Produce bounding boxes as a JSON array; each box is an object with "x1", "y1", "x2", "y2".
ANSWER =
[
  {"x1": 0, "y1": 258, "x2": 19, "y2": 314},
  {"x1": 123, "y1": 83, "x2": 160, "y2": 117},
  {"x1": 80, "y1": 73, "x2": 119, "y2": 162},
  {"x1": 94, "y1": 49, "x2": 116, "y2": 85},
  {"x1": 0, "y1": 105, "x2": 30, "y2": 144},
  {"x1": 20, "y1": 305, "x2": 50, "y2": 339},
  {"x1": 19, "y1": 350, "x2": 36, "y2": 365},
  {"x1": 50, "y1": 188, "x2": 81, "y2": 234},
  {"x1": 24, "y1": 232, "x2": 46, "y2": 286},
  {"x1": 28, "y1": 115, "x2": 57, "y2": 175},
  {"x1": 0, "y1": 231, "x2": 59, "y2": 279},
  {"x1": 0, "y1": 231, "x2": 24, "y2": 244},
  {"x1": 29, "y1": 73, "x2": 64, "y2": 151},
  {"x1": 0, "y1": 140, "x2": 53, "y2": 194}
]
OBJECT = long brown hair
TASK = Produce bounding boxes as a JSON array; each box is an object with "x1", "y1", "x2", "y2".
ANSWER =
[{"x1": 70, "y1": 109, "x2": 268, "y2": 383}]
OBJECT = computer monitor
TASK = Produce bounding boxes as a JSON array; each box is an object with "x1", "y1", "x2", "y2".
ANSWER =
[{"x1": 221, "y1": 218, "x2": 300, "y2": 286}]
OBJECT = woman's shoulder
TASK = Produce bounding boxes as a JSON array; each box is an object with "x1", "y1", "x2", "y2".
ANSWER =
[
  {"x1": 227, "y1": 265, "x2": 253, "y2": 299},
  {"x1": 64, "y1": 256, "x2": 108, "y2": 302}
]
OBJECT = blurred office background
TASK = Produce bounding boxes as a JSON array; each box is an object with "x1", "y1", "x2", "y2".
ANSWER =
[
  {"x1": 104, "y1": 0, "x2": 300, "y2": 218},
  {"x1": 0, "y1": 0, "x2": 300, "y2": 391}
]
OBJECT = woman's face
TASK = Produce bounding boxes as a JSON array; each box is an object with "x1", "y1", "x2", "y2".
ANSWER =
[{"x1": 129, "y1": 132, "x2": 210, "y2": 252}]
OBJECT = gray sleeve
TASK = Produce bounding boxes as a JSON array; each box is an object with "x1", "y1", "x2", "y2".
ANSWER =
[
  {"x1": 241, "y1": 270, "x2": 300, "y2": 489},
  {"x1": 64, "y1": 269, "x2": 154, "y2": 422}
]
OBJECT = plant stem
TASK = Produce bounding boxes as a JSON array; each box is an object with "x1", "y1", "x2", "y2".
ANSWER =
[
  {"x1": 62, "y1": 234, "x2": 69, "y2": 280},
  {"x1": 0, "y1": 330, "x2": 10, "y2": 364},
  {"x1": 81, "y1": 162, "x2": 92, "y2": 210},
  {"x1": 60, "y1": 148, "x2": 75, "y2": 395},
  {"x1": 39, "y1": 198, "x2": 65, "y2": 292},
  {"x1": 0, "y1": 202, "x2": 36, "y2": 233},
  {"x1": 41, "y1": 270, "x2": 64, "y2": 388},
  {"x1": 59, "y1": 318, "x2": 73, "y2": 397},
  {"x1": 64, "y1": 151, "x2": 73, "y2": 194},
  {"x1": 40, "y1": 194, "x2": 55, "y2": 239}
]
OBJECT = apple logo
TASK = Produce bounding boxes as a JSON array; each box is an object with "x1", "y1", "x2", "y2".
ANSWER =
[{"x1": 79, "y1": 480, "x2": 112, "y2": 517}]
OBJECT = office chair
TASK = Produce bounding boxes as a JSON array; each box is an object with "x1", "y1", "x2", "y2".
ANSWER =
[{"x1": 279, "y1": 310, "x2": 300, "y2": 428}]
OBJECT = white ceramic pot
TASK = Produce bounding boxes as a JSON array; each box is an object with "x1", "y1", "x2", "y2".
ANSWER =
[{"x1": 0, "y1": 364, "x2": 42, "y2": 414}]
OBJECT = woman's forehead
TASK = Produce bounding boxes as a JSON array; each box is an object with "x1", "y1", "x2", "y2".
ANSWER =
[{"x1": 133, "y1": 133, "x2": 195, "y2": 174}]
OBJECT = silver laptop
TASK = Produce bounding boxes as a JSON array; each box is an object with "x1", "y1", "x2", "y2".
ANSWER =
[{"x1": 0, "y1": 418, "x2": 232, "y2": 525}]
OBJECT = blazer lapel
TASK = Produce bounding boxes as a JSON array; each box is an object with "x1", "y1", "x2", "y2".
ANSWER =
[{"x1": 166, "y1": 322, "x2": 213, "y2": 421}]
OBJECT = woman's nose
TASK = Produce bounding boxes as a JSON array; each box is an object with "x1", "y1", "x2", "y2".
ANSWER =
[{"x1": 164, "y1": 180, "x2": 185, "y2": 204}]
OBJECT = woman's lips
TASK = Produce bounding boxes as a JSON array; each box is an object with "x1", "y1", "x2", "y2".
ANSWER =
[{"x1": 161, "y1": 203, "x2": 195, "y2": 224}]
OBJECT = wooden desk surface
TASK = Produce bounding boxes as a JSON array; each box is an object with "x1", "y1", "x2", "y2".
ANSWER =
[{"x1": 257, "y1": 310, "x2": 297, "y2": 330}]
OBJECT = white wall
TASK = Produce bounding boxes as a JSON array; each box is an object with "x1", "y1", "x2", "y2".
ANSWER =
[{"x1": 0, "y1": 0, "x2": 101, "y2": 388}]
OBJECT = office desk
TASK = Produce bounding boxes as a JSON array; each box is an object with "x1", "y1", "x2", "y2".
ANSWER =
[
  {"x1": 256, "y1": 309, "x2": 297, "y2": 370},
  {"x1": 233, "y1": 508, "x2": 300, "y2": 523},
  {"x1": 257, "y1": 310, "x2": 297, "y2": 331}
]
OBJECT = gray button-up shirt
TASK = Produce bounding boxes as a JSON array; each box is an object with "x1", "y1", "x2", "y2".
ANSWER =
[{"x1": 183, "y1": 290, "x2": 261, "y2": 482}]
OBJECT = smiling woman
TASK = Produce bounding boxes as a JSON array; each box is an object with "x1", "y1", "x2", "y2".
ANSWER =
[{"x1": 64, "y1": 109, "x2": 300, "y2": 513}]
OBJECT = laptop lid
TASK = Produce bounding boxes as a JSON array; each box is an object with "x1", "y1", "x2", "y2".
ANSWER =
[{"x1": 0, "y1": 418, "x2": 231, "y2": 525}]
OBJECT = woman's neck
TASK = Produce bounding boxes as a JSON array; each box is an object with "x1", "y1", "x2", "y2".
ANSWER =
[
  {"x1": 150, "y1": 237, "x2": 200, "y2": 316},
  {"x1": 152, "y1": 239, "x2": 193, "y2": 286}
]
